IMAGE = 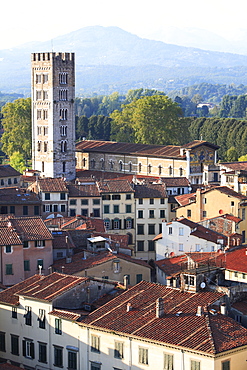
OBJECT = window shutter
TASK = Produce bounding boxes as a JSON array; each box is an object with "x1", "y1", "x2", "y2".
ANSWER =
[
  {"x1": 22, "y1": 340, "x2": 26, "y2": 357},
  {"x1": 131, "y1": 218, "x2": 134, "y2": 228},
  {"x1": 30, "y1": 342, "x2": 35, "y2": 359},
  {"x1": 119, "y1": 219, "x2": 122, "y2": 229},
  {"x1": 124, "y1": 219, "x2": 126, "y2": 229},
  {"x1": 111, "y1": 220, "x2": 114, "y2": 229}
]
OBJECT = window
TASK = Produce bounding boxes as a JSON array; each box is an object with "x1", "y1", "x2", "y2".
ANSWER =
[
  {"x1": 36, "y1": 74, "x2": 42, "y2": 83},
  {"x1": 126, "y1": 194, "x2": 131, "y2": 200},
  {"x1": 148, "y1": 224, "x2": 155, "y2": 235},
  {"x1": 81, "y1": 199, "x2": 88, "y2": 205},
  {"x1": 93, "y1": 199, "x2": 100, "y2": 205},
  {"x1": 148, "y1": 164, "x2": 152, "y2": 173},
  {"x1": 63, "y1": 162, "x2": 66, "y2": 173},
  {"x1": 24, "y1": 260, "x2": 30, "y2": 271},
  {"x1": 35, "y1": 240, "x2": 45, "y2": 248},
  {"x1": 44, "y1": 141, "x2": 48, "y2": 152},
  {"x1": 102, "y1": 194, "x2": 111, "y2": 200},
  {"x1": 81, "y1": 209, "x2": 88, "y2": 217},
  {"x1": 149, "y1": 210, "x2": 154, "y2": 218},
  {"x1": 139, "y1": 198, "x2": 143, "y2": 204},
  {"x1": 187, "y1": 209, "x2": 192, "y2": 218},
  {"x1": 126, "y1": 204, "x2": 132, "y2": 213},
  {"x1": 164, "y1": 353, "x2": 173, "y2": 370},
  {"x1": 150, "y1": 198, "x2": 154, "y2": 204},
  {"x1": 160, "y1": 209, "x2": 165, "y2": 218},
  {"x1": 242, "y1": 208, "x2": 246, "y2": 220},
  {"x1": 136, "y1": 274, "x2": 143, "y2": 283},
  {"x1": 125, "y1": 218, "x2": 133, "y2": 229},
  {"x1": 59, "y1": 72, "x2": 68, "y2": 84},
  {"x1": 61, "y1": 140, "x2": 67, "y2": 153},
  {"x1": 139, "y1": 347, "x2": 148, "y2": 365},
  {"x1": 119, "y1": 161, "x2": 123, "y2": 171},
  {"x1": 70, "y1": 199, "x2": 77, "y2": 205},
  {"x1": 0, "y1": 332, "x2": 5, "y2": 352},
  {"x1": 59, "y1": 89, "x2": 68, "y2": 101},
  {"x1": 39, "y1": 342, "x2": 47, "y2": 363},
  {"x1": 203, "y1": 198, "x2": 207, "y2": 204},
  {"x1": 60, "y1": 108, "x2": 68, "y2": 120},
  {"x1": 104, "y1": 219, "x2": 110, "y2": 230},
  {"x1": 148, "y1": 240, "x2": 155, "y2": 251},
  {"x1": 138, "y1": 210, "x2": 143, "y2": 218},
  {"x1": 54, "y1": 346, "x2": 63, "y2": 367},
  {"x1": 137, "y1": 241, "x2": 144, "y2": 251},
  {"x1": 23, "y1": 339, "x2": 34, "y2": 359},
  {"x1": 179, "y1": 227, "x2": 184, "y2": 236},
  {"x1": 159, "y1": 223, "x2": 162, "y2": 233},
  {"x1": 179, "y1": 244, "x2": 184, "y2": 251},
  {"x1": 113, "y1": 260, "x2": 120, "y2": 273},
  {"x1": 12, "y1": 307, "x2": 17, "y2": 319},
  {"x1": 6, "y1": 264, "x2": 13, "y2": 275},
  {"x1": 68, "y1": 350, "x2": 77, "y2": 370},
  {"x1": 93, "y1": 209, "x2": 100, "y2": 217},
  {"x1": 191, "y1": 360, "x2": 200, "y2": 370},
  {"x1": 23, "y1": 241, "x2": 29, "y2": 248},
  {"x1": 36, "y1": 90, "x2": 42, "y2": 100},
  {"x1": 43, "y1": 90, "x2": 48, "y2": 100},
  {"x1": 23, "y1": 205, "x2": 28, "y2": 216},
  {"x1": 203, "y1": 211, "x2": 207, "y2": 218},
  {"x1": 129, "y1": 162, "x2": 132, "y2": 172},
  {"x1": 90, "y1": 159, "x2": 96, "y2": 169},
  {"x1": 91, "y1": 335, "x2": 100, "y2": 353},
  {"x1": 113, "y1": 219, "x2": 120, "y2": 229},
  {"x1": 138, "y1": 163, "x2": 142, "y2": 172},
  {"x1": 113, "y1": 205, "x2": 119, "y2": 213},
  {"x1": 137, "y1": 224, "x2": 144, "y2": 235},
  {"x1": 169, "y1": 166, "x2": 173, "y2": 175},
  {"x1": 196, "y1": 244, "x2": 200, "y2": 252},
  {"x1": 0, "y1": 179, "x2": 4, "y2": 185},
  {"x1": 61, "y1": 205, "x2": 66, "y2": 212},
  {"x1": 104, "y1": 205, "x2": 110, "y2": 214},
  {"x1": 112, "y1": 194, "x2": 121, "y2": 200},
  {"x1": 5, "y1": 245, "x2": 11, "y2": 253},
  {"x1": 34, "y1": 205, "x2": 39, "y2": 215},
  {"x1": 222, "y1": 360, "x2": 230, "y2": 370},
  {"x1": 114, "y1": 341, "x2": 124, "y2": 359},
  {"x1": 11, "y1": 335, "x2": 19, "y2": 355},
  {"x1": 43, "y1": 73, "x2": 48, "y2": 83},
  {"x1": 24, "y1": 306, "x2": 32, "y2": 326},
  {"x1": 38, "y1": 309, "x2": 46, "y2": 329},
  {"x1": 91, "y1": 363, "x2": 101, "y2": 370},
  {"x1": 158, "y1": 165, "x2": 162, "y2": 175},
  {"x1": 45, "y1": 192, "x2": 50, "y2": 200},
  {"x1": 100, "y1": 159, "x2": 105, "y2": 169},
  {"x1": 55, "y1": 318, "x2": 62, "y2": 335},
  {"x1": 179, "y1": 168, "x2": 183, "y2": 176}
]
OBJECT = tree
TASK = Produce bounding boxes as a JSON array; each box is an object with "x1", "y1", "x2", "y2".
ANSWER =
[
  {"x1": 9, "y1": 152, "x2": 26, "y2": 173},
  {"x1": 1, "y1": 98, "x2": 31, "y2": 161},
  {"x1": 110, "y1": 95, "x2": 187, "y2": 145},
  {"x1": 238, "y1": 154, "x2": 247, "y2": 161},
  {"x1": 226, "y1": 147, "x2": 239, "y2": 162}
]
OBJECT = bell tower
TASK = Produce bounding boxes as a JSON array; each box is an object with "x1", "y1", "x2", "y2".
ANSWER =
[{"x1": 31, "y1": 52, "x2": 76, "y2": 181}]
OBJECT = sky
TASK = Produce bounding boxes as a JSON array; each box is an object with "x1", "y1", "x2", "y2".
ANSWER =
[{"x1": 1, "y1": 0, "x2": 247, "y2": 50}]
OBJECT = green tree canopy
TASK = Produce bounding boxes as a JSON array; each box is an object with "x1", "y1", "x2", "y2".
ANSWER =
[
  {"x1": 1, "y1": 98, "x2": 31, "y2": 160},
  {"x1": 110, "y1": 95, "x2": 187, "y2": 145},
  {"x1": 9, "y1": 152, "x2": 26, "y2": 173}
]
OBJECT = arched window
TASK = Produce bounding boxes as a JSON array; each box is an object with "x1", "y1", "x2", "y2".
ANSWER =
[
  {"x1": 90, "y1": 159, "x2": 95, "y2": 169},
  {"x1": 169, "y1": 165, "x2": 173, "y2": 176},
  {"x1": 119, "y1": 161, "x2": 123, "y2": 171},
  {"x1": 179, "y1": 167, "x2": 183, "y2": 176},
  {"x1": 109, "y1": 160, "x2": 114, "y2": 170},
  {"x1": 129, "y1": 162, "x2": 132, "y2": 172},
  {"x1": 127, "y1": 232, "x2": 133, "y2": 245},
  {"x1": 61, "y1": 140, "x2": 67, "y2": 153},
  {"x1": 104, "y1": 218, "x2": 110, "y2": 230},
  {"x1": 158, "y1": 165, "x2": 162, "y2": 175},
  {"x1": 148, "y1": 164, "x2": 152, "y2": 174},
  {"x1": 138, "y1": 163, "x2": 142, "y2": 173},
  {"x1": 59, "y1": 108, "x2": 68, "y2": 120},
  {"x1": 82, "y1": 158, "x2": 86, "y2": 167},
  {"x1": 100, "y1": 158, "x2": 105, "y2": 170},
  {"x1": 37, "y1": 141, "x2": 41, "y2": 152}
]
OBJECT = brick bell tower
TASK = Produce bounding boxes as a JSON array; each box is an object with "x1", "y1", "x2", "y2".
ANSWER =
[{"x1": 31, "y1": 52, "x2": 76, "y2": 181}]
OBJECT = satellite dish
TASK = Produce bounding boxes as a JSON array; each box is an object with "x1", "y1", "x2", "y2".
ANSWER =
[{"x1": 200, "y1": 282, "x2": 206, "y2": 289}]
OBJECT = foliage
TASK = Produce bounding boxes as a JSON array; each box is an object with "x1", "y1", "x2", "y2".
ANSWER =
[
  {"x1": 110, "y1": 95, "x2": 188, "y2": 145},
  {"x1": 9, "y1": 152, "x2": 26, "y2": 173},
  {"x1": 226, "y1": 147, "x2": 239, "y2": 162},
  {"x1": 76, "y1": 115, "x2": 112, "y2": 141},
  {"x1": 1, "y1": 98, "x2": 31, "y2": 160}
]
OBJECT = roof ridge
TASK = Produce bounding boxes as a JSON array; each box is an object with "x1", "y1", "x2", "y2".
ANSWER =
[{"x1": 204, "y1": 313, "x2": 217, "y2": 354}]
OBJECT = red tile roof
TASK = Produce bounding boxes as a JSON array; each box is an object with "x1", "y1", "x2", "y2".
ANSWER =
[
  {"x1": 80, "y1": 280, "x2": 247, "y2": 354},
  {"x1": 161, "y1": 177, "x2": 190, "y2": 187},
  {"x1": 0, "y1": 222, "x2": 22, "y2": 246},
  {"x1": 0, "y1": 165, "x2": 21, "y2": 178},
  {"x1": 76, "y1": 140, "x2": 185, "y2": 159},
  {"x1": 0, "y1": 187, "x2": 41, "y2": 205},
  {"x1": 154, "y1": 255, "x2": 187, "y2": 276},
  {"x1": 98, "y1": 179, "x2": 134, "y2": 193},
  {"x1": 216, "y1": 246, "x2": 247, "y2": 274},
  {"x1": 220, "y1": 161, "x2": 247, "y2": 171},
  {"x1": 37, "y1": 178, "x2": 68, "y2": 192},
  {"x1": 92, "y1": 232, "x2": 129, "y2": 249},
  {"x1": 134, "y1": 183, "x2": 167, "y2": 198},
  {"x1": 49, "y1": 309, "x2": 81, "y2": 321},
  {"x1": 52, "y1": 251, "x2": 151, "y2": 275},
  {"x1": 16, "y1": 273, "x2": 88, "y2": 302},
  {"x1": 61, "y1": 216, "x2": 105, "y2": 232},
  {"x1": 231, "y1": 300, "x2": 247, "y2": 315},
  {"x1": 9, "y1": 216, "x2": 53, "y2": 241},
  {"x1": 0, "y1": 275, "x2": 42, "y2": 305},
  {"x1": 52, "y1": 231, "x2": 76, "y2": 250},
  {"x1": 181, "y1": 140, "x2": 219, "y2": 150},
  {"x1": 67, "y1": 183, "x2": 100, "y2": 197},
  {"x1": 175, "y1": 192, "x2": 196, "y2": 206}
]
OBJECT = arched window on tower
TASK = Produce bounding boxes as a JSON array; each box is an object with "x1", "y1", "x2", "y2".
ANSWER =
[
  {"x1": 169, "y1": 165, "x2": 173, "y2": 176},
  {"x1": 138, "y1": 163, "x2": 142, "y2": 173},
  {"x1": 119, "y1": 161, "x2": 123, "y2": 171},
  {"x1": 158, "y1": 165, "x2": 162, "y2": 176},
  {"x1": 61, "y1": 140, "x2": 67, "y2": 153}
]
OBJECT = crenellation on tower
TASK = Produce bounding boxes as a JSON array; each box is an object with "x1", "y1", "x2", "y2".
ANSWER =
[{"x1": 31, "y1": 52, "x2": 76, "y2": 181}]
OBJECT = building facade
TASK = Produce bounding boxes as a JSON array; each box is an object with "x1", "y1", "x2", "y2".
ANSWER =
[{"x1": 31, "y1": 52, "x2": 76, "y2": 181}]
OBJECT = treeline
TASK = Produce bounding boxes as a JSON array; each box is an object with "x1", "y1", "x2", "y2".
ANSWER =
[{"x1": 188, "y1": 117, "x2": 247, "y2": 160}]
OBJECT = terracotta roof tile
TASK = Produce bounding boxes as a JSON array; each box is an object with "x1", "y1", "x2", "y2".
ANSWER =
[
  {"x1": 9, "y1": 216, "x2": 53, "y2": 241},
  {"x1": 181, "y1": 140, "x2": 219, "y2": 150},
  {"x1": 0, "y1": 275, "x2": 42, "y2": 305},
  {"x1": 79, "y1": 281, "x2": 246, "y2": 354},
  {"x1": 52, "y1": 251, "x2": 151, "y2": 275},
  {"x1": 67, "y1": 183, "x2": 100, "y2": 197},
  {"x1": 0, "y1": 187, "x2": 40, "y2": 205},
  {"x1": 220, "y1": 161, "x2": 247, "y2": 171},
  {"x1": 49, "y1": 309, "x2": 81, "y2": 321},
  {"x1": 175, "y1": 193, "x2": 196, "y2": 206},
  {"x1": 161, "y1": 177, "x2": 190, "y2": 187},
  {"x1": 0, "y1": 165, "x2": 21, "y2": 178},
  {"x1": 134, "y1": 183, "x2": 166, "y2": 198},
  {"x1": 52, "y1": 230, "x2": 76, "y2": 250},
  {"x1": 231, "y1": 300, "x2": 247, "y2": 315},
  {"x1": 37, "y1": 178, "x2": 68, "y2": 192},
  {"x1": 0, "y1": 222, "x2": 22, "y2": 245},
  {"x1": 216, "y1": 246, "x2": 247, "y2": 273},
  {"x1": 98, "y1": 179, "x2": 134, "y2": 193}
]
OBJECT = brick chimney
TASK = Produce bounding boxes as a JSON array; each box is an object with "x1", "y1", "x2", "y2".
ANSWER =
[{"x1": 156, "y1": 298, "x2": 164, "y2": 318}]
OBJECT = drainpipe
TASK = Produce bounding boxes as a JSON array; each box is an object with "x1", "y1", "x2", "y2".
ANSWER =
[
  {"x1": 180, "y1": 349, "x2": 185, "y2": 370},
  {"x1": 128, "y1": 337, "x2": 132, "y2": 370}
]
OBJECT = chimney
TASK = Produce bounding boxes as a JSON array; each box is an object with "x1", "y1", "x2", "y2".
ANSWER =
[
  {"x1": 196, "y1": 306, "x2": 203, "y2": 316},
  {"x1": 156, "y1": 297, "x2": 164, "y2": 318},
  {"x1": 126, "y1": 302, "x2": 132, "y2": 312},
  {"x1": 123, "y1": 275, "x2": 128, "y2": 290},
  {"x1": 220, "y1": 303, "x2": 226, "y2": 315}
]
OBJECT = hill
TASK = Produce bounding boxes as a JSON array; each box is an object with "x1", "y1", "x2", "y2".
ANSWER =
[{"x1": 2, "y1": 26, "x2": 247, "y2": 95}]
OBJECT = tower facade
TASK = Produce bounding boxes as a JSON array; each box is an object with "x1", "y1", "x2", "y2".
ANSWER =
[{"x1": 31, "y1": 52, "x2": 76, "y2": 181}]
